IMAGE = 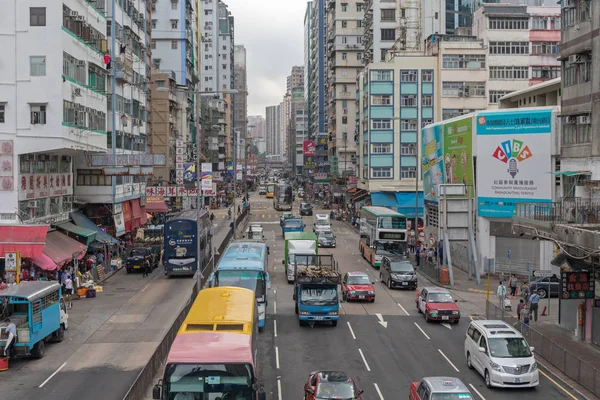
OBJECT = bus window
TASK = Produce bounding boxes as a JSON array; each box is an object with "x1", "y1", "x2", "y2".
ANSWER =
[{"x1": 378, "y1": 216, "x2": 406, "y2": 229}]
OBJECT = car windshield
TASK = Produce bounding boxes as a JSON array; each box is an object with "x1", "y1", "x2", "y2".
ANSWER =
[
  {"x1": 431, "y1": 394, "x2": 473, "y2": 400},
  {"x1": 316, "y1": 381, "x2": 356, "y2": 399},
  {"x1": 300, "y1": 287, "x2": 338, "y2": 305},
  {"x1": 316, "y1": 220, "x2": 329, "y2": 226},
  {"x1": 390, "y1": 262, "x2": 413, "y2": 273},
  {"x1": 284, "y1": 220, "x2": 302, "y2": 229},
  {"x1": 215, "y1": 270, "x2": 266, "y2": 302},
  {"x1": 320, "y1": 232, "x2": 334, "y2": 239},
  {"x1": 347, "y1": 275, "x2": 370, "y2": 285},
  {"x1": 301, "y1": 204, "x2": 311, "y2": 209},
  {"x1": 488, "y1": 338, "x2": 532, "y2": 358},
  {"x1": 428, "y1": 292, "x2": 454, "y2": 303},
  {"x1": 282, "y1": 213, "x2": 292, "y2": 218},
  {"x1": 131, "y1": 250, "x2": 147, "y2": 257}
]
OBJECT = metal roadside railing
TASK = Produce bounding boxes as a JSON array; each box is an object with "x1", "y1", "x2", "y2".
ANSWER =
[
  {"x1": 486, "y1": 301, "x2": 600, "y2": 396},
  {"x1": 418, "y1": 258, "x2": 441, "y2": 283}
]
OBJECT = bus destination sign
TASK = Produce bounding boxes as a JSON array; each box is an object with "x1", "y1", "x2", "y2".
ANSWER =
[{"x1": 379, "y1": 232, "x2": 405, "y2": 240}]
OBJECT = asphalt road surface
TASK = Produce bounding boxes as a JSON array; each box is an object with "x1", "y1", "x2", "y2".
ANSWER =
[
  {"x1": 0, "y1": 215, "x2": 231, "y2": 400},
  {"x1": 250, "y1": 194, "x2": 584, "y2": 400}
]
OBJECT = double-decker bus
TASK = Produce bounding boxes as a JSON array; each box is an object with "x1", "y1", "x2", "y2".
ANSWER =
[
  {"x1": 359, "y1": 206, "x2": 408, "y2": 268},
  {"x1": 163, "y1": 209, "x2": 211, "y2": 277},
  {"x1": 265, "y1": 182, "x2": 275, "y2": 198},
  {"x1": 273, "y1": 183, "x2": 293, "y2": 211},
  {"x1": 152, "y1": 287, "x2": 266, "y2": 400},
  {"x1": 209, "y1": 240, "x2": 270, "y2": 329}
]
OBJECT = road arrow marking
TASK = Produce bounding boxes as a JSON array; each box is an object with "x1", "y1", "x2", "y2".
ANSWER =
[
  {"x1": 376, "y1": 313, "x2": 388, "y2": 328},
  {"x1": 442, "y1": 322, "x2": 452, "y2": 330}
]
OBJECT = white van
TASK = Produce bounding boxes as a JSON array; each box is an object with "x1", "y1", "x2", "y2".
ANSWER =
[
  {"x1": 313, "y1": 214, "x2": 331, "y2": 234},
  {"x1": 464, "y1": 320, "x2": 539, "y2": 388}
]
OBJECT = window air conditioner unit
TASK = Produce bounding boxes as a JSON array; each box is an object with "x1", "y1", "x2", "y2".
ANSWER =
[
  {"x1": 577, "y1": 115, "x2": 590, "y2": 125},
  {"x1": 569, "y1": 54, "x2": 583, "y2": 63},
  {"x1": 73, "y1": 88, "x2": 82, "y2": 97},
  {"x1": 77, "y1": 60, "x2": 86, "y2": 66},
  {"x1": 28, "y1": 200, "x2": 38, "y2": 208},
  {"x1": 69, "y1": 11, "x2": 78, "y2": 17}
]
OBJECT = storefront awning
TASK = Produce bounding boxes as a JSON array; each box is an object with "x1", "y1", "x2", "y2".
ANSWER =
[
  {"x1": 56, "y1": 222, "x2": 97, "y2": 245},
  {"x1": 395, "y1": 192, "x2": 424, "y2": 219},
  {"x1": 351, "y1": 189, "x2": 369, "y2": 202},
  {"x1": 131, "y1": 199, "x2": 142, "y2": 229},
  {"x1": 146, "y1": 196, "x2": 168, "y2": 213},
  {"x1": 0, "y1": 225, "x2": 49, "y2": 258},
  {"x1": 70, "y1": 212, "x2": 119, "y2": 244},
  {"x1": 40, "y1": 231, "x2": 87, "y2": 267},
  {"x1": 30, "y1": 253, "x2": 58, "y2": 271},
  {"x1": 140, "y1": 205, "x2": 148, "y2": 225},
  {"x1": 371, "y1": 192, "x2": 399, "y2": 208}
]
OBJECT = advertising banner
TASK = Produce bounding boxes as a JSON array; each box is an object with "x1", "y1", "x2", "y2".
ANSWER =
[
  {"x1": 201, "y1": 163, "x2": 212, "y2": 191},
  {"x1": 443, "y1": 115, "x2": 474, "y2": 190},
  {"x1": 183, "y1": 163, "x2": 196, "y2": 188},
  {"x1": 303, "y1": 140, "x2": 316, "y2": 157},
  {"x1": 476, "y1": 109, "x2": 553, "y2": 218},
  {"x1": 113, "y1": 213, "x2": 126, "y2": 236},
  {"x1": 236, "y1": 163, "x2": 243, "y2": 181},
  {"x1": 421, "y1": 123, "x2": 444, "y2": 205}
]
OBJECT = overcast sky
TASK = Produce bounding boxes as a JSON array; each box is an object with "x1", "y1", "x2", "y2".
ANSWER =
[{"x1": 224, "y1": 0, "x2": 307, "y2": 117}]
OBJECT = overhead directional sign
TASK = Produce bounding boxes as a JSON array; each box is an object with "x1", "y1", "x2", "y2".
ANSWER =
[{"x1": 533, "y1": 270, "x2": 553, "y2": 278}]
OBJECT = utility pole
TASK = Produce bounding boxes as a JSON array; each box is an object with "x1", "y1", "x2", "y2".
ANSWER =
[{"x1": 233, "y1": 129, "x2": 237, "y2": 234}]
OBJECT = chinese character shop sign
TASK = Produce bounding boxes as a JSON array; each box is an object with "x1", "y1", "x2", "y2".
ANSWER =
[{"x1": 561, "y1": 271, "x2": 594, "y2": 300}]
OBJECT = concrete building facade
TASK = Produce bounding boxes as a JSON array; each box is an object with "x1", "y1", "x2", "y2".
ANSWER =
[
  {"x1": 309, "y1": 0, "x2": 328, "y2": 141},
  {"x1": 265, "y1": 104, "x2": 282, "y2": 161},
  {"x1": 304, "y1": 1, "x2": 313, "y2": 129},
  {"x1": 234, "y1": 45, "x2": 248, "y2": 162},
  {"x1": 248, "y1": 115, "x2": 266, "y2": 155},
  {"x1": 287, "y1": 66, "x2": 304, "y2": 93}
]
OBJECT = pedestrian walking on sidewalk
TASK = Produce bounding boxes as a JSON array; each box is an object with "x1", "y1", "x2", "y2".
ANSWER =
[
  {"x1": 521, "y1": 281, "x2": 530, "y2": 301},
  {"x1": 143, "y1": 258, "x2": 150, "y2": 277},
  {"x1": 529, "y1": 290, "x2": 540, "y2": 321},
  {"x1": 509, "y1": 274, "x2": 518, "y2": 296},
  {"x1": 497, "y1": 281, "x2": 507, "y2": 309}
]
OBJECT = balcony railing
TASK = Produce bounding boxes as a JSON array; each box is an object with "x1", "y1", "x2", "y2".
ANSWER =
[{"x1": 515, "y1": 198, "x2": 600, "y2": 225}]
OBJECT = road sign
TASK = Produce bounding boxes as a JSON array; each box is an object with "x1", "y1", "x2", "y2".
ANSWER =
[
  {"x1": 484, "y1": 258, "x2": 495, "y2": 274},
  {"x1": 507, "y1": 250, "x2": 511, "y2": 259},
  {"x1": 5, "y1": 252, "x2": 17, "y2": 272},
  {"x1": 533, "y1": 270, "x2": 553, "y2": 278}
]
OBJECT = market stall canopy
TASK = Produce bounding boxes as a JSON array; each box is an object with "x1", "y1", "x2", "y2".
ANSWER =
[
  {"x1": 56, "y1": 222, "x2": 98, "y2": 245},
  {"x1": 145, "y1": 196, "x2": 168, "y2": 213},
  {"x1": 30, "y1": 253, "x2": 59, "y2": 271},
  {"x1": 395, "y1": 192, "x2": 424, "y2": 219},
  {"x1": 70, "y1": 212, "x2": 119, "y2": 244},
  {"x1": 351, "y1": 189, "x2": 369, "y2": 202},
  {"x1": 131, "y1": 199, "x2": 143, "y2": 228},
  {"x1": 0, "y1": 225, "x2": 49, "y2": 258},
  {"x1": 41, "y1": 231, "x2": 87, "y2": 267},
  {"x1": 370, "y1": 192, "x2": 399, "y2": 208}
]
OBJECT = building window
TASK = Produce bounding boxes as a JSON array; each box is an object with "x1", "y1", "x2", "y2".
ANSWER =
[
  {"x1": 371, "y1": 70, "x2": 391, "y2": 81},
  {"x1": 171, "y1": 40, "x2": 178, "y2": 49},
  {"x1": 400, "y1": 70, "x2": 417, "y2": 82},
  {"x1": 341, "y1": 20, "x2": 347, "y2": 28},
  {"x1": 401, "y1": 167, "x2": 416, "y2": 179},
  {"x1": 401, "y1": 143, "x2": 416, "y2": 155},
  {"x1": 371, "y1": 95, "x2": 391, "y2": 105},
  {"x1": 380, "y1": 48, "x2": 389, "y2": 61},
  {"x1": 30, "y1": 56, "x2": 46, "y2": 76},
  {"x1": 381, "y1": 29, "x2": 395, "y2": 41},
  {"x1": 342, "y1": 116, "x2": 348, "y2": 124},
  {"x1": 489, "y1": 90, "x2": 513, "y2": 104},
  {"x1": 442, "y1": 54, "x2": 486, "y2": 69},
  {"x1": 151, "y1": 19, "x2": 157, "y2": 29},
  {"x1": 151, "y1": 40, "x2": 157, "y2": 49},
  {"x1": 0, "y1": 104, "x2": 5, "y2": 123},
  {"x1": 342, "y1": 52, "x2": 347, "y2": 60},
  {"x1": 422, "y1": 95, "x2": 432, "y2": 106},
  {"x1": 171, "y1": 0, "x2": 178, "y2": 10},
  {"x1": 532, "y1": 66, "x2": 561, "y2": 79},
  {"x1": 357, "y1": 3, "x2": 363, "y2": 12},
  {"x1": 531, "y1": 17, "x2": 547, "y2": 30},
  {"x1": 442, "y1": 109, "x2": 478, "y2": 120},
  {"x1": 222, "y1": 64, "x2": 227, "y2": 69},
  {"x1": 531, "y1": 41, "x2": 559, "y2": 55},
  {"x1": 442, "y1": 81, "x2": 485, "y2": 97},
  {"x1": 371, "y1": 119, "x2": 391, "y2": 130},
  {"x1": 421, "y1": 119, "x2": 433, "y2": 128},
  {"x1": 488, "y1": 18, "x2": 528, "y2": 30},
  {"x1": 341, "y1": 3, "x2": 347, "y2": 11},
  {"x1": 342, "y1": 36, "x2": 348, "y2": 44},
  {"x1": 563, "y1": 57, "x2": 592, "y2": 87},
  {"x1": 372, "y1": 167, "x2": 392, "y2": 178},
  {"x1": 381, "y1": 9, "x2": 395, "y2": 22},
  {"x1": 357, "y1": 53, "x2": 362, "y2": 60},
  {"x1": 77, "y1": 169, "x2": 113, "y2": 186},
  {"x1": 400, "y1": 95, "x2": 416, "y2": 107},
  {"x1": 400, "y1": 119, "x2": 417, "y2": 131},
  {"x1": 489, "y1": 66, "x2": 529, "y2": 80},
  {"x1": 357, "y1": 20, "x2": 363, "y2": 28},
  {"x1": 63, "y1": 52, "x2": 86, "y2": 85},
  {"x1": 550, "y1": 17, "x2": 561, "y2": 30},
  {"x1": 421, "y1": 70, "x2": 433, "y2": 82},
  {"x1": 489, "y1": 41, "x2": 529, "y2": 55},
  {"x1": 30, "y1": 7, "x2": 46, "y2": 26},
  {"x1": 371, "y1": 144, "x2": 392, "y2": 154},
  {"x1": 562, "y1": 115, "x2": 591, "y2": 145},
  {"x1": 30, "y1": 105, "x2": 46, "y2": 124},
  {"x1": 170, "y1": 19, "x2": 178, "y2": 29}
]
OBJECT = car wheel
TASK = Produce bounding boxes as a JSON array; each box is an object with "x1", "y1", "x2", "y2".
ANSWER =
[
  {"x1": 485, "y1": 370, "x2": 492, "y2": 388},
  {"x1": 32, "y1": 339, "x2": 45, "y2": 359},
  {"x1": 467, "y1": 352, "x2": 474, "y2": 369},
  {"x1": 332, "y1": 320, "x2": 338, "y2": 327},
  {"x1": 54, "y1": 325, "x2": 65, "y2": 342},
  {"x1": 379, "y1": 273, "x2": 383, "y2": 282},
  {"x1": 417, "y1": 302, "x2": 421, "y2": 313},
  {"x1": 425, "y1": 313, "x2": 430, "y2": 323},
  {"x1": 387, "y1": 278, "x2": 392, "y2": 290},
  {"x1": 299, "y1": 319, "x2": 306, "y2": 327},
  {"x1": 537, "y1": 288, "x2": 548, "y2": 299},
  {"x1": 295, "y1": 303, "x2": 299, "y2": 315}
]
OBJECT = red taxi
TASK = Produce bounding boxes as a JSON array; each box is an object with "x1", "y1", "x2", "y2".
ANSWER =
[
  {"x1": 416, "y1": 287, "x2": 460, "y2": 324},
  {"x1": 304, "y1": 371, "x2": 364, "y2": 400},
  {"x1": 341, "y1": 272, "x2": 375, "y2": 302},
  {"x1": 410, "y1": 377, "x2": 473, "y2": 400}
]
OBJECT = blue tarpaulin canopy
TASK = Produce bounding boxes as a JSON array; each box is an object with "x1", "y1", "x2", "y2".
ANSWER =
[
  {"x1": 70, "y1": 211, "x2": 119, "y2": 244},
  {"x1": 370, "y1": 192, "x2": 399, "y2": 208},
  {"x1": 395, "y1": 192, "x2": 424, "y2": 218}
]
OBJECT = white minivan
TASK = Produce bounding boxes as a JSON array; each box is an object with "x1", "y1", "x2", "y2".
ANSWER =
[
  {"x1": 313, "y1": 214, "x2": 331, "y2": 234},
  {"x1": 464, "y1": 320, "x2": 539, "y2": 388}
]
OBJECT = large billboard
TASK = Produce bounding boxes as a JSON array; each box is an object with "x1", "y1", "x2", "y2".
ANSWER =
[
  {"x1": 443, "y1": 115, "x2": 474, "y2": 188},
  {"x1": 476, "y1": 109, "x2": 553, "y2": 218},
  {"x1": 303, "y1": 140, "x2": 316, "y2": 157},
  {"x1": 422, "y1": 123, "x2": 444, "y2": 205}
]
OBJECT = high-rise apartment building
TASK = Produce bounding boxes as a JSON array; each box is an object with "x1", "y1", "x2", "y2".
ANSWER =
[
  {"x1": 234, "y1": 45, "x2": 248, "y2": 162},
  {"x1": 290, "y1": 89, "x2": 309, "y2": 176},
  {"x1": 287, "y1": 66, "x2": 305, "y2": 93},
  {"x1": 473, "y1": 3, "x2": 561, "y2": 108},
  {"x1": 265, "y1": 104, "x2": 282, "y2": 161},
  {"x1": 248, "y1": 115, "x2": 266, "y2": 154},
  {"x1": 304, "y1": 2, "x2": 313, "y2": 123},
  {"x1": 326, "y1": 0, "x2": 364, "y2": 179}
]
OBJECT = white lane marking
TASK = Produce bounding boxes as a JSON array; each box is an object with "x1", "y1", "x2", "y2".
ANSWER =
[
  {"x1": 397, "y1": 303, "x2": 410, "y2": 316},
  {"x1": 141, "y1": 283, "x2": 150, "y2": 292},
  {"x1": 275, "y1": 346, "x2": 280, "y2": 369},
  {"x1": 358, "y1": 348, "x2": 371, "y2": 372},
  {"x1": 469, "y1": 383, "x2": 486, "y2": 400},
  {"x1": 373, "y1": 383, "x2": 385, "y2": 400},
  {"x1": 413, "y1": 322, "x2": 431, "y2": 340},
  {"x1": 274, "y1": 301, "x2": 277, "y2": 314},
  {"x1": 39, "y1": 362, "x2": 67, "y2": 387},
  {"x1": 274, "y1": 320, "x2": 278, "y2": 338},
  {"x1": 438, "y1": 349, "x2": 460, "y2": 372},
  {"x1": 277, "y1": 379, "x2": 283, "y2": 400},
  {"x1": 273, "y1": 289, "x2": 277, "y2": 294},
  {"x1": 441, "y1": 322, "x2": 452, "y2": 330},
  {"x1": 375, "y1": 313, "x2": 388, "y2": 328},
  {"x1": 347, "y1": 321, "x2": 357, "y2": 340}
]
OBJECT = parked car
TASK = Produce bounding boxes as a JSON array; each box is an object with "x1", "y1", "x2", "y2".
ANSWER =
[
  {"x1": 380, "y1": 256, "x2": 417, "y2": 290},
  {"x1": 416, "y1": 287, "x2": 460, "y2": 324},
  {"x1": 341, "y1": 272, "x2": 375, "y2": 302},
  {"x1": 529, "y1": 274, "x2": 560, "y2": 298},
  {"x1": 300, "y1": 202, "x2": 313, "y2": 216},
  {"x1": 410, "y1": 377, "x2": 473, "y2": 400},
  {"x1": 126, "y1": 247, "x2": 158, "y2": 273},
  {"x1": 259, "y1": 185, "x2": 266, "y2": 195},
  {"x1": 304, "y1": 371, "x2": 364, "y2": 400}
]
